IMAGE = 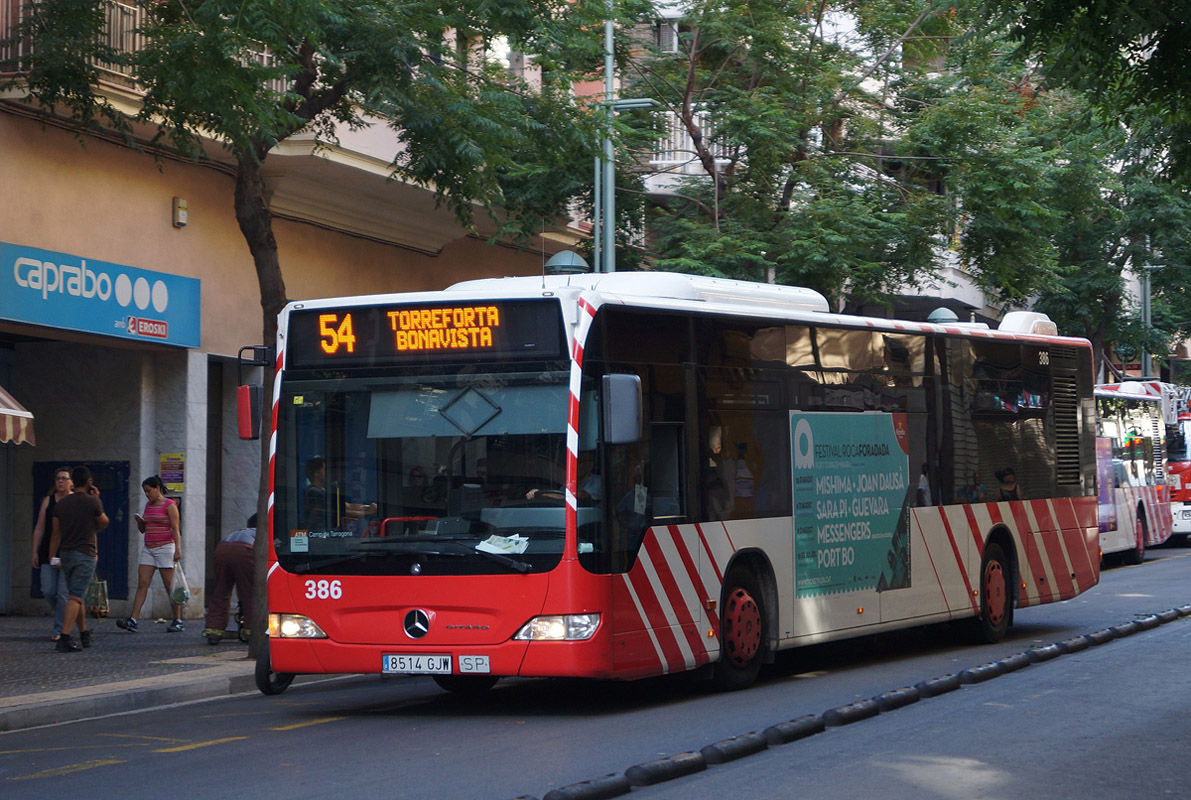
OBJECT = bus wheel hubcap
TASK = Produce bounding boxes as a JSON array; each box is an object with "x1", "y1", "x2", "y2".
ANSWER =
[
  {"x1": 724, "y1": 587, "x2": 761, "y2": 667},
  {"x1": 985, "y1": 561, "x2": 1006, "y2": 627}
]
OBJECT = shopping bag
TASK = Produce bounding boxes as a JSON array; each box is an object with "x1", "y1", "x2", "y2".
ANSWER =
[
  {"x1": 86, "y1": 578, "x2": 109, "y2": 618},
  {"x1": 170, "y1": 561, "x2": 192, "y2": 606}
]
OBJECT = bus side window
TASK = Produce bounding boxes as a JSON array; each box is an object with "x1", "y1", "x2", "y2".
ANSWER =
[{"x1": 650, "y1": 424, "x2": 683, "y2": 518}]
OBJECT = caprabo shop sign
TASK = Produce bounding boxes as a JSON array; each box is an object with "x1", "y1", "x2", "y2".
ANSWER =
[{"x1": 1, "y1": 242, "x2": 200, "y2": 348}]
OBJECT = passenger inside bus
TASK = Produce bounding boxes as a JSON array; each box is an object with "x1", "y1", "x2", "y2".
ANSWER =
[
  {"x1": 996, "y1": 467, "x2": 1021, "y2": 501},
  {"x1": 303, "y1": 456, "x2": 376, "y2": 530}
]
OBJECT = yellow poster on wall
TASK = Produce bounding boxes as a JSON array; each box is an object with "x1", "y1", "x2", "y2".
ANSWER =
[{"x1": 160, "y1": 453, "x2": 184, "y2": 493}]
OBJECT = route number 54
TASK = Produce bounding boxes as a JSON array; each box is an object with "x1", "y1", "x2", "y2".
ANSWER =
[
  {"x1": 304, "y1": 579, "x2": 343, "y2": 600},
  {"x1": 319, "y1": 313, "x2": 356, "y2": 354}
]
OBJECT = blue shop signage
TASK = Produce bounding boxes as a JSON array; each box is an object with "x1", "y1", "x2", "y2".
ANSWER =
[{"x1": 1, "y1": 242, "x2": 201, "y2": 348}]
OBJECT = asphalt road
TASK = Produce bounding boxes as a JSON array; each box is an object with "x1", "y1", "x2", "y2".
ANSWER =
[{"x1": 2, "y1": 547, "x2": 1189, "y2": 800}]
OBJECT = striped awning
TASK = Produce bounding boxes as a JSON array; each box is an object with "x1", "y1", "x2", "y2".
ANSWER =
[{"x1": 0, "y1": 383, "x2": 35, "y2": 446}]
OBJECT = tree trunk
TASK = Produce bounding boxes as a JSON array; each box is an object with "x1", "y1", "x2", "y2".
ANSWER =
[{"x1": 234, "y1": 155, "x2": 288, "y2": 661}]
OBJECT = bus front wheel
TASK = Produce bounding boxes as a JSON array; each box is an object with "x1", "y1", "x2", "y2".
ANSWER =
[
  {"x1": 713, "y1": 568, "x2": 766, "y2": 691},
  {"x1": 255, "y1": 639, "x2": 296, "y2": 696},
  {"x1": 971, "y1": 543, "x2": 1011, "y2": 644}
]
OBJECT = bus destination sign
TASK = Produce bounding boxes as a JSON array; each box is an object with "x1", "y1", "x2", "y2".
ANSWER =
[{"x1": 287, "y1": 300, "x2": 564, "y2": 369}]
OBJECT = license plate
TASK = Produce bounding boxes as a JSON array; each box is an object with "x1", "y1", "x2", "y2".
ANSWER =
[
  {"x1": 458, "y1": 655, "x2": 490, "y2": 674},
  {"x1": 382, "y1": 654, "x2": 451, "y2": 674}
]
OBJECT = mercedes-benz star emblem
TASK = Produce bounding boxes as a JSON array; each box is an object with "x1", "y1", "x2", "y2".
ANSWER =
[{"x1": 403, "y1": 609, "x2": 430, "y2": 639}]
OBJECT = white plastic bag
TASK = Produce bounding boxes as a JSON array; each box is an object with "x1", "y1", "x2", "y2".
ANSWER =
[{"x1": 170, "y1": 561, "x2": 191, "y2": 606}]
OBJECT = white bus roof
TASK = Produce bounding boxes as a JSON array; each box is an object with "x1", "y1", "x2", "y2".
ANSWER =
[{"x1": 445, "y1": 271, "x2": 1082, "y2": 345}]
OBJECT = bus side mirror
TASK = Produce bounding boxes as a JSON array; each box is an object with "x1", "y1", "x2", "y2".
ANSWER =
[
  {"x1": 237, "y1": 345, "x2": 272, "y2": 441},
  {"x1": 602, "y1": 374, "x2": 642, "y2": 445},
  {"x1": 237, "y1": 384, "x2": 263, "y2": 440}
]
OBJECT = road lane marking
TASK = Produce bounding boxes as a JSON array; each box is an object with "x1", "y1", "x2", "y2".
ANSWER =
[
  {"x1": 269, "y1": 716, "x2": 347, "y2": 731},
  {"x1": 97, "y1": 733, "x2": 186, "y2": 743},
  {"x1": 0, "y1": 744, "x2": 146, "y2": 755},
  {"x1": 7, "y1": 759, "x2": 125, "y2": 780},
  {"x1": 152, "y1": 737, "x2": 248, "y2": 753}
]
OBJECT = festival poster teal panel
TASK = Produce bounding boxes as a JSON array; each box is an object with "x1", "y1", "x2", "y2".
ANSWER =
[{"x1": 792, "y1": 412, "x2": 912, "y2": 598}]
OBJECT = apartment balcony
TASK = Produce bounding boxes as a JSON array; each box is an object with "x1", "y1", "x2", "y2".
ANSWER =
[
  {"x1": 645, "y1": 110, "x2": 730, "y2": 195},
  {"x1": 0, "y1": 0, "x2": 583, "y2": 254}
]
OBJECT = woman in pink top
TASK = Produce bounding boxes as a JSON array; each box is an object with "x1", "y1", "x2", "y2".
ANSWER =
[{"x1": 117, "y1": 475, "x2": 185, "y2": 633}]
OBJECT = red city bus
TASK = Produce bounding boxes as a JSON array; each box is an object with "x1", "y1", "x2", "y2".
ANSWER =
[
  {"x1": 250, "y1": 272, "x2": 1100, "y2": 695},
  {"x1": 1095, "y1": 380, "x2": 1190, "y2": 560}
]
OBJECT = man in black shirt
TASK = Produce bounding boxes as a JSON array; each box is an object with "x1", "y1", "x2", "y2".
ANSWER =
[{"x1": 50, "y1": 466, "x2": 109, "y2": 653}]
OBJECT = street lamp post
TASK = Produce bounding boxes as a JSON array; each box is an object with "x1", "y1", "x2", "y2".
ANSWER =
[
  {"x1": 592, "y1": 8, "x2": 658, "y2": 273},
  {"x1": 1141, "y1": 257, "x2": 1165, "y2": 378}
]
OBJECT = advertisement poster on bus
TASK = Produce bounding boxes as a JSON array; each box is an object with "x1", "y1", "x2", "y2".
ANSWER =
[
  {"x1": 1095, "y1": 436, "x2": 1116, "y2": 534},
  {"x1": 792, "y1": 411, "x2": 912, "y2": 598}
]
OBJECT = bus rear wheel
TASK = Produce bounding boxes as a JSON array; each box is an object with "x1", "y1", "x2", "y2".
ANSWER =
[
  {"x1": 1125, "y1": 513, "x2": 1147, "y2": 565},
  {"x1": 433, "y1": 675, "x2": 499, "y2": 694},
  {"x1": 971, "y1": 543, "x2": 1010, "y2": 644},
  {"x1": 713, "y1": 568, "x2": 766, "y2": 691}
]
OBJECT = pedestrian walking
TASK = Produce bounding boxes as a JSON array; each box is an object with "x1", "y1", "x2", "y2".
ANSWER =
[
  {"x1": 31, "y1": 466, "x2": 72, "y2": 641},
  {"x1": 117, "y1": 475, "x2": 185, "y2": 633},
  {"x1": 203, "y1": 513, "x2": 256, "y2": 645},
  {"x1": 49, "y1": 466, "x2": 108, "y2": 652}
]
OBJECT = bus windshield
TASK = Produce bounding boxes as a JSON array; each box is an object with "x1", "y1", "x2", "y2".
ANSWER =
[{"x1": 274, "y1": 370, "x2": 592, "y2": 576}]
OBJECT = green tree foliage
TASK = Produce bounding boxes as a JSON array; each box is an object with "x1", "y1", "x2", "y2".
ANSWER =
[
  {"x1": 620, "y1": 0, "x2": 1078, "y2": 306},
  {"x1": 1030, "y1": 111, "x2": 1191, "y2": 373},
  {"x1": 978, "y1": 0, "x2": 1191, "y2": 373},
  {"x1": 984, "y1": 0, "x2": 1191, "y2": 181}
]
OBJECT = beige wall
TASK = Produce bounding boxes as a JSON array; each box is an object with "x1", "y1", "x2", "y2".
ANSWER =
[
  {"x1": 1, "y1": 108, "x2": 563, "y2": 617},
  {"x1": 0, "y1": 112, "x2": 551, "y2": 357}
]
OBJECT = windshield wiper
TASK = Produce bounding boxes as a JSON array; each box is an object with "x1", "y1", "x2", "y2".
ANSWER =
[{"x1": 437, "y1": 539, "x2": 532, "y2": 573}]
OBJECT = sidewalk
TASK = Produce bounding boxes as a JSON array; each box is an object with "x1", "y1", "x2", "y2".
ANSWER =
[{"x1": 0, "y1": 614, "x2": 257, "y2": 733}]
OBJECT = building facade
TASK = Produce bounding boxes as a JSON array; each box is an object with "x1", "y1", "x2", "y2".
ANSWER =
[{"x1": 0, "y1": 104, "x2": 571, "y2": 620}]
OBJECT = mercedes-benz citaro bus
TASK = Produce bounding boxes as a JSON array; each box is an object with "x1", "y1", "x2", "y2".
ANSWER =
[{"x1": 246, "y1": 271, "x2": 1100, "y2": 695}]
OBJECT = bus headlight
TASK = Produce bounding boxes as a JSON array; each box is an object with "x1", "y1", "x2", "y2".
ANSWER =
[
  {"x1": 514, "y1": 613, "x2": 600, "y2": 641},
  {"x1": 268, "y1": 613, "x2": 327, "y2": 638}
]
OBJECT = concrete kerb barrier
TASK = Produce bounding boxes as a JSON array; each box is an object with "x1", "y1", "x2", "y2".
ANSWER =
[
  {"x1": 541, "y1": 773, "x2": 632, "y2": 800},
  {"x1": 915, "y1": 673, "x2": 962, "y2": 697},
  {"x1": 763, "y1": 714, "x2": 825, "y2": 745},
  {"x1": 699, "y1": 732, "x2": 769, "y2": 764},
  {"x1": 873, "y1": 686, "x2": 920, "y2": 712},
  {"x1": 996, "y1": 652, "x2": 1032, "y2": 673},
  {"x1": 1057, "y1": 635, "x2": 1090, "y2": 654},
  {"x1": 513, "y1": 607, "x2": 1184, "y2": 800},
  {"x1": 1026, "y1": 643, "x2": 1063, "y2": 663},
  {"x1": 823, "y1": 698, "x2": 880, "y2": 727},
  {"x1": 625, "y1": 752, "x2": 706, "y2": 786},
  {"x1": 1109, "y1": 620, "x2": 1142, "y2": 637},
  {"x1": 958, "y1": 661, "x2": 1004, "y2": 684}
]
